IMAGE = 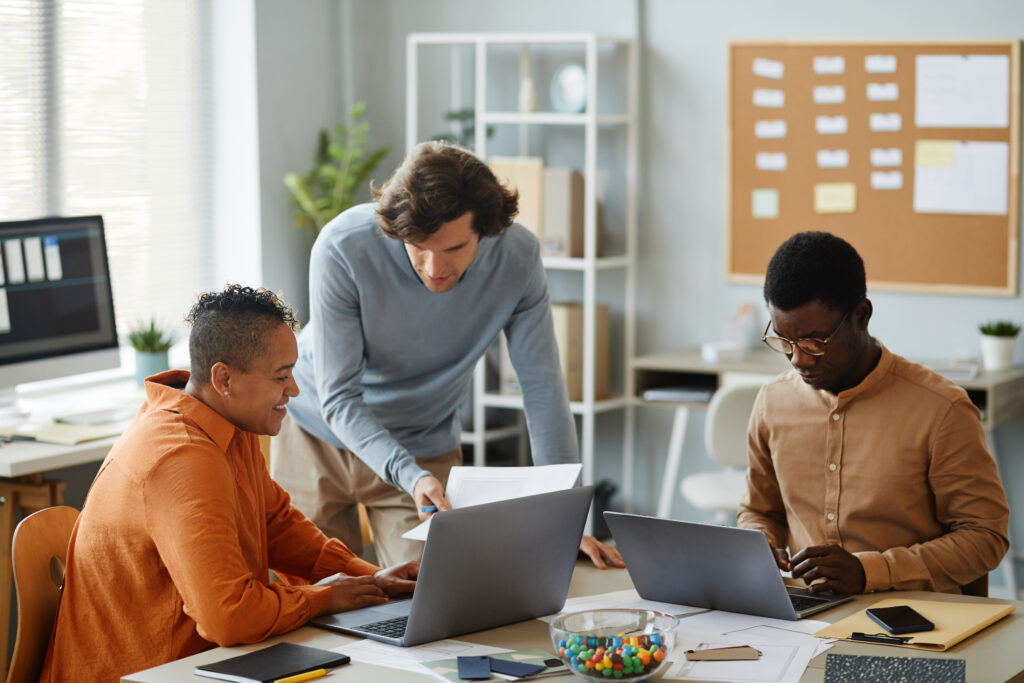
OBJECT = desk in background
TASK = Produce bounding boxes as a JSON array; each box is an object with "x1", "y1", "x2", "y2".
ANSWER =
[{"x1": 123, "y1": 560, "x2": 1024, "y2": 682}]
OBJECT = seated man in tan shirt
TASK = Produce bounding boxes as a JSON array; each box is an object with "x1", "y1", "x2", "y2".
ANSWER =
[
  {"x1": 738, "y1": 231, "x2": 1009, "y2": 595},
  {"x1": 42, "y1": 285, "x2": 418, "y2": 682}
]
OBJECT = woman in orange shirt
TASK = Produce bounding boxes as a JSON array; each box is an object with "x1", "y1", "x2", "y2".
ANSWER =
[{"x1": 41, "y1": 284, "x2": 417, "y2": 682}]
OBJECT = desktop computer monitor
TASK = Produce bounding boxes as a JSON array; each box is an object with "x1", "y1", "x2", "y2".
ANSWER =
[{"x1": 0, "y1": 215, "x2": 120, "y2": 410}]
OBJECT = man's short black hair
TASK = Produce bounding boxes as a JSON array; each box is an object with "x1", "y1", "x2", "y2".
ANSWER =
[
  {"x1": 764, "y1": 231, "x2": 866, "y2": 312},
  {"x1": 185, "y1": 284, "x2": 297, "y2": 384}
]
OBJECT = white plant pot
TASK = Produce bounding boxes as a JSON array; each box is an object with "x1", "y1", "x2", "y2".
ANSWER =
[{"x1": 980, "y1": 334, "x2": 1017, "y2": 371}]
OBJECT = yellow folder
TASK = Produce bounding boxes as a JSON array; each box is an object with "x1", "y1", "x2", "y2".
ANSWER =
[{"x1": 815, "y1": 597, "x2": 1015, "y2": 651}]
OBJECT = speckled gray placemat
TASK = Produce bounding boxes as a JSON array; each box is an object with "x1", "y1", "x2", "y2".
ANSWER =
[{"x1": 824, "y1": 653, "x2": 965, "y2": 682}]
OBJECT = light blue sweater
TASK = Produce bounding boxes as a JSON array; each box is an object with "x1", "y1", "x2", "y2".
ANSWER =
[{"x1": 288, "y1": 203, "x2": 578, "y2": 494}]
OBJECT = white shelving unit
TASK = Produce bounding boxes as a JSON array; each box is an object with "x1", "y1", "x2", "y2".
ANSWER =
[{"x1": 406, "y1": 33, "x2": 638, "y2": 490}]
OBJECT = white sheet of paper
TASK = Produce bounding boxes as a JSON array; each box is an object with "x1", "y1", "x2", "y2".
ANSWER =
[
  {"x1": 751, "y1": 189, "x2": 779, "y2": 219},
  {"x1": 870, "y1": 147, "x2": 903, "y2": 167},
  {"x1": 871, "y1": 170, "x2": 903, "y2": 190},
  {"x1": 402, "y1": 463, "x2": 582, "y2": 540},
  {"x1": 913, "y1": 140, "x2": 1009, "y2": 215},
  {"x1": 813, "y1": 56, "x2": 845, "y2": 75},
  {"x1": 753, "y1": 88, "x2": 784, "y2": 108},
  {"x1": 812, "y1": 85, "x2": 845, "y2": 104},
  {"x1": 916, "y1": 54, "x2": 1009, "y2": 128},
  {"x1": 865, "y1": 54, "x2": 897, "y2": 73},
  {"x1": 816, "y1": 149, "x2": 849, "y2": 168},
  {"x1": 755, "y1": 152, "x2": 787, "y2": 171},
  {"x1": 866, "y1": 82, "x2": 899, "y2": 101},
  {"x1": 664, "y1": 641, "x2": 818, "y2": 683},
  {"x1": 332, "y1": 637, "x2": 507, "y2": 676},
  {"x1": 869, "y1": 112, "x2": 901, "y2": 132},
  {"x1": 815, "y1": 115, "x2": 847, "y2": 135},
  {"x1": 537, "y1": 588, "x2": 705, "y2": 623},
  {"x1": 752, "y1": 58, "x2": 784, "y2": 79},
  {"x1": 754, "y1": 120, "x2": 786, "y2": 139}
]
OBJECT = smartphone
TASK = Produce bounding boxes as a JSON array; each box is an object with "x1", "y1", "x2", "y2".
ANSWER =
[{"x1": 866, "y1": 605, "x2": 935, "y2": 634}]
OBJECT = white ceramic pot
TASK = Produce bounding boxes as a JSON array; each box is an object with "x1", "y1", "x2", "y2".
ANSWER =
[{"x1": 979, "y1": 334, "x2": 1017, "y2": 371}]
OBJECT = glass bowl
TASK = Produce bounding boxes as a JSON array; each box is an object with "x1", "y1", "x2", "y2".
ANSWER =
[{"x1": 549, "y1": 608, "x2": 679, "y2": 681}]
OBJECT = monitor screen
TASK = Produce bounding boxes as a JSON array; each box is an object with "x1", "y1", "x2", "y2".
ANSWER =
[{"x1": 0, "y1": 215, "x2": 119, "y2": 387}]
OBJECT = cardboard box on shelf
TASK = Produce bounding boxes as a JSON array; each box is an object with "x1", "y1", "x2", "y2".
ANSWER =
[{"x1": 489, "y1": 157, "x2": 545, "y2": 238}]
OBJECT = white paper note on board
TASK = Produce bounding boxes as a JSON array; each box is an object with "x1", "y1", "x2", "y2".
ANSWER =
[
  {"x1": 752, "y1": 189, "x2": 779, "y2": 219},
  {"x1": 753, "y1": 88, "x2": 785, "y2": 107},
  {"x1": 756, "y1": 152, "x2": 787, "y2": 171},
  {"x1": 753, "y1": 58, "x2": 784, "y2": 79},
  {"x1": 813, "y1": 56, "x2": 845, "y2": 74},
  {"x1": 871, "y1": 171, "x2": 903, "y2": 190},
  {"x1": 865, "y1": 54, "x2": 897, "y2": 73},
  {"x1": 869, "y1": 113, "x2": 902, "y2": 132},
  {"x1": 755, "y1": 120, "x2": 787, "y2": 139},
  {"x1": 813, "y1": 85, "x2": 845, "y2": 104},
  {"x1": 916, "y1": 54, "x2": 1009, "y2": 128},
  {"x1": 817, "y1": 149, "x2": 849, "y2": 168},
  {"x1": 867, "y1": 82, "x2": 899, "y2": 101},
  {"x1": 816, "y1": 116, "x2": 848, "y2": 135},
  {"x1": 914, "y1": 140, "x2": 1008, "y2": 215},
  {"x1": 870, "y1": 148, "x2": 903, "y2": 167}
]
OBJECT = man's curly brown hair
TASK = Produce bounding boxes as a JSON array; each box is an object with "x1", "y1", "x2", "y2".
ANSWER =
[
  {"x1": 185, "y1": 284, "x2": 297, "y2": 384},
  {"x1": 372, "y1": 141, "x2": 518, "y2": 242}
]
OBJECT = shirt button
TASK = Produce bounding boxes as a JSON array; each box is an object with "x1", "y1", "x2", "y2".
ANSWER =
[
  {"x1": 829, "y1": 463, "x2": 837, "y2": 471},
  {"x1": 832, "y1": 413, "x2": 840, "y2": 421},
  {"x1": 827, "y1": 512, "x2": 836, "y2": 521}
]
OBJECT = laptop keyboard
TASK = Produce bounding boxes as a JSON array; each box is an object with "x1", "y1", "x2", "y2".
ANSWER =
[
  {"x1": 789, "y1": 594, "x2": 827, "y2": 612},
  {"x1": 357, "y1": 615, "x2": 408, "y2": 639}
]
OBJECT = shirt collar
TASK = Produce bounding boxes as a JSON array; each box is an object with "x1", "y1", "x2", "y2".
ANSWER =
[
  {"x1": 142, "y1": 370, "x2": 239, "y2": 453},
  {"x1": 833, "y1": 341, "x2": 893, "y2": 404}
]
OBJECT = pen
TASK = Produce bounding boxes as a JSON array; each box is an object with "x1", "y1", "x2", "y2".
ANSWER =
[
  {"x1": 274, "y1": 669, "x2": 327, "y2": 683},
  {"x1": 850, "y1": 631, "x2": 911, "y2": 645},
  {"x1": 419, "y1": 505, "x2": 438, "y2": 513}
]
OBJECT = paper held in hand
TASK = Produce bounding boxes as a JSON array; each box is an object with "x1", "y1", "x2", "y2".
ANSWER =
[{"x1": 401, "y1": 464, "x2": 583, "y2": 541}]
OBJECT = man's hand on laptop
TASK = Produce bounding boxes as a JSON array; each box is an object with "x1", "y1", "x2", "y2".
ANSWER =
[
  {"x1": 318, "y1": 573, "x2": 389, "y2": 613},
  {"x1": 579, "y1": 535, "x2": 626, "y2": 570},
  {"x1": 375, "y1": 561, "x2": 419, "y2": 596},
  {"x1": 772, "y1": 548, "x2": 791, "y2": 571},
  {"x1": 413, "y1": 475, "x2": 452, "y2": 521},
  {"x1": 789, "y1": 543, "x2": 866, "y2": 594}
]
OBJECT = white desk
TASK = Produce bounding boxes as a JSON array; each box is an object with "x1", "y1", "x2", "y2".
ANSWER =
[{"x1": 123, "y1": 561, "x2": 1024, "y2": 682}]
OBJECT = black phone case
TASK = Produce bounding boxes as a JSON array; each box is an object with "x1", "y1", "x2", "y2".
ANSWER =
[{"x1": 866, "y1": 607, "x2": 935, "y2": 634}]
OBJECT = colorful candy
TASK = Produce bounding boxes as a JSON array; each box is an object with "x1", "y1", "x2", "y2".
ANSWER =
[{"x1": 555, "y1": 632, "x2": 670, "y2": 679}]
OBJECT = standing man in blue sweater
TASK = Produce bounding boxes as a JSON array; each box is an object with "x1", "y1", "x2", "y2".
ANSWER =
[{"x1": 272, "y1": 141, "x2": 623, "y2": 570}]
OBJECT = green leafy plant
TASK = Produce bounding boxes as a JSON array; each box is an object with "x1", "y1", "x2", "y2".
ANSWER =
[
  {"x1": 432, "y1": 108, "x2": 494, "y2": 148},
  {"x1": 979, "y1": 321, "x2": 1021, "y2": 337},
  {"x1": 128, "y1": 320, "x2": 173, "y2": 353},
  {"x1": 283, "y1": 101, "x2": 389, "y2": 244}
]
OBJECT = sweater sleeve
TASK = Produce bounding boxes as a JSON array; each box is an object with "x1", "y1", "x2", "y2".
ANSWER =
[
  {"x1": 309, "y1": 233, "x2": 428, "y2": 495},
  {"x1": 736, "y1": 386, "x2": 790, "y2": 550},
  {"x1": 143, "y1": 442, "x2": 339, "y2": 646},
  {"x1": 855, "y1": 399, "x2": 1010, "y2": 592},
  {"x1": 504, "y1": 252, "x2": 578, "y2": 465}
]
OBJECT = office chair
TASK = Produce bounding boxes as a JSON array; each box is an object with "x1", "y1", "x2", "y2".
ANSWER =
[
  {"x1": 679, "y1": 382, "x2": 761, "y2": 525},
  {"x1": 7, "y1": 505, "x2": 79, "y2": 683}
]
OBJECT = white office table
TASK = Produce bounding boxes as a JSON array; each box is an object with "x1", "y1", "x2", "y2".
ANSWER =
[{"x1": 123, "y1": 561, "x2": 1024, "y2": 682}]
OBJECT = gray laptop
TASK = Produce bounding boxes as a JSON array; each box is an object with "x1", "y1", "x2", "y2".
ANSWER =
[
  {"x1": 312, "y1": 486, "x2": 592, "y2": 646},
  {"x1": 604, "y1": 512, "x2": 852, "y2": 620}
]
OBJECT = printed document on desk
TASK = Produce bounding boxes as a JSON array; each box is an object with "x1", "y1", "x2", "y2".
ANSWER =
[{"x1": 402, "y1": 464, "x2": 582, "y2": 541}]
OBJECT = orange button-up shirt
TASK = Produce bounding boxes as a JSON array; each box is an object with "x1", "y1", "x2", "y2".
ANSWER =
[
  {"x1": 738, "y1": 345, "x2": 1009, "y2": 593},
  {"x1": 41, "y1": 371, "x2": 379, "y2": 682}
]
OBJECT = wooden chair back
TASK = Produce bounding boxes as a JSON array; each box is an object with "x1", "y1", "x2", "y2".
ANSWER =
[{"x1": 7, "y1": 506, "x2": 79, "y2": 683}]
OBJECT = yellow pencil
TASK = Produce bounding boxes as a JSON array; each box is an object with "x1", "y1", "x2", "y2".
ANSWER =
[{"x1": 274, "y1": 668, "x2": 327, "y2": 683}]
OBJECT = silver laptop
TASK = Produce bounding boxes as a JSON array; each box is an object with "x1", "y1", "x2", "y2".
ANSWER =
[
  {"x1": 604, "y1": 512, "x2": 852, "y2": 620},
  {"x1": 312, "y1": 487, "x2": 592, "y2": 646}
]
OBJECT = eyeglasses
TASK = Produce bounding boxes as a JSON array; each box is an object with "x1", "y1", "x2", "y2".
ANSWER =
[{"x1": 762, "y1": 310, "x2": 850, "y2": 356}]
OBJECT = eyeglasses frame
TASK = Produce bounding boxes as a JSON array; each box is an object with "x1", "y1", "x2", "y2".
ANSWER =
[{"x1": 762, "y1": 309, "x2": 851, "y2": 357}]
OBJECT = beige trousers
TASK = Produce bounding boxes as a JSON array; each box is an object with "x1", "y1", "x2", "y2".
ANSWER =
[{"x1": 270, "y1": 415, "x2": 461, "y2": 567}]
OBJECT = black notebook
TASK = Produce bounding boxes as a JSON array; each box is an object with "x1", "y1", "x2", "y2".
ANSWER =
[{"x1": 195, "y1": 642, "x2": 351, "y2": 683}]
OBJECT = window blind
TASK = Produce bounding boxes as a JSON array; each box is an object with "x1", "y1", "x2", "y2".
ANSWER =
[{"x1": 0, "y1": 0, "x2": 211, "y2": 336}]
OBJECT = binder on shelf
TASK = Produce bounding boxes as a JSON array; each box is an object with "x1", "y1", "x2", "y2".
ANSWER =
[{"x1": 541, "y1": 167, "x2": 586, "y2": 258}]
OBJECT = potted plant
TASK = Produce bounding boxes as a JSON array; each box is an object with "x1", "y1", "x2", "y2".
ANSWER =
[
  {"x1": 129, "y1": 320, "x2": 173, "y2": 385},
  {"x1": 978, "y1": 320, "x2": 1020, "y2": 371},
  {"x1": 283, "y1": 101, "x2": 389, "y2": 246}
]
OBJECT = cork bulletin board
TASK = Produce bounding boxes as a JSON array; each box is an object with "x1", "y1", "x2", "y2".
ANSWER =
[{"x1": 726, "y1": 40, "x2": 1020, "y2": 295}]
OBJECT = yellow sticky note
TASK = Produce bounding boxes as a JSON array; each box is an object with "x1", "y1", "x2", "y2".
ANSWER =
[
  {"x1": 915, "y1": 140, "x2": 956, "y2": 167},
  {"x1": 752, "y1": 189, "x2": 779, "y2": 219},
  {"x1": 814, "y1": 183, "x2": 856, "y2": 214}
]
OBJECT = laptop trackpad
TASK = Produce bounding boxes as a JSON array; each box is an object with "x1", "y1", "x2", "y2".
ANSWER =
[{"x1": 319, "y1": 598, "x2": 412, "y2": 628}]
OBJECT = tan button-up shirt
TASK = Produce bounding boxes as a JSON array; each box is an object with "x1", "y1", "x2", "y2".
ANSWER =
[{"x1": 738, "y1": 345, "x2": 1009, "y2": 593}]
